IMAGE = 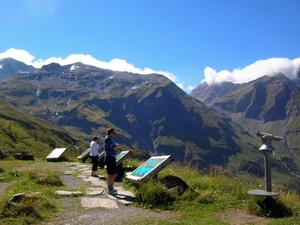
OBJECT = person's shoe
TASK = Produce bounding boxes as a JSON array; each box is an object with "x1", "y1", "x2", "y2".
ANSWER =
[
  {"x1": 113, "y1": 188, "x2": 118, "y2": 194},
  {"x1": 107, "y1": 190, "x2": 115, "y2": 196}
]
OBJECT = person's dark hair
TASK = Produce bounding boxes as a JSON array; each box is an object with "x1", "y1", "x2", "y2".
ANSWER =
[
  {"x1": 92, "y1": 136, "x2": 99, "y2": 141},
  {"x1": 107, "y1": 128, "x2": 115, "y2": 135}
]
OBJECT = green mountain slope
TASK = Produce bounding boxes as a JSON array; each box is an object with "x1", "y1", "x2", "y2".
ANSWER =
[
  {"x1": 0, "y1": 63, "x2": 246, "y2": 167},
  {"x1": 190, "y1": 74, "x2": 300, "y2": 188},
  {"x1": 0, "y1": 96, "x2": 88, "y2": 158}
]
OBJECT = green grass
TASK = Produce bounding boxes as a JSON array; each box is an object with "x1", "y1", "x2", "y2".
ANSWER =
[
  {"x1": 124, "y1": 162, "x2": 300, "y2": 225},
  {"x1": 0, "y1": 97, "x2": 88, "y2": 159},
  {"x1": 135, "y1": 181, "x2": 175, "y2": 209},
  {"x1": 0, "y1": 160, "x2": 74, "y2": 225},
  {"x1": 1, "y1": 158, "x2": 300, "y2": 225}
]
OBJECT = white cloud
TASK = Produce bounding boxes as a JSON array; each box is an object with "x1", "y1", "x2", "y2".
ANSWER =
[
  {"x1": 187, "y1": 85, "x2": 196, "y2": 91},
  {"x1": 203, "y1": 57, "x2": 300, "y2": 85},
  {"x1": 0, "y1": 48, "x2": 35, "y2": 64},
  {"x1": 0, "y1": 48, "x2": 177, "y2": 83},
  {"x1": 176, "y1": 83, "x2": 183, "y2": 90}
]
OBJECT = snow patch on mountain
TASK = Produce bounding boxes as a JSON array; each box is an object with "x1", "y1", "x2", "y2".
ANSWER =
[
  {"x1": 70, "y1": 65, "x2": 79, "y2": 70},
  {"x1": 18, "y1": 70, "x2": 29, "y2": 73}
]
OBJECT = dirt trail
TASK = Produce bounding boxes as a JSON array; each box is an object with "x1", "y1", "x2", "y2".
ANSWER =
[
  {"x1": 42, "y1": 162, "x2": 177, "y2": 225},
  {"x1": 215, "y1": 209, "x2": 270, "y2": 225}
]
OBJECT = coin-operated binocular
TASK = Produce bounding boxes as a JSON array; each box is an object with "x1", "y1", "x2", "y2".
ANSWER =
[
  {"x1": 248, "y1": 131, "x2": 283, "y2": 197},
  {"x1": 256, "y1": 131, "x2": 282, "y2": 152}
]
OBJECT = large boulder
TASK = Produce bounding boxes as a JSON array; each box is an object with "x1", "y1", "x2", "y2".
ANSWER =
[{"x1": 161, "y1": 175, "x2": 189, "y2": 195}]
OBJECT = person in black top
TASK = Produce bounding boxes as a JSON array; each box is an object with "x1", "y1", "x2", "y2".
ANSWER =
[{"x1": 104, "y1": 128, "x2": 118, "y2": 195}]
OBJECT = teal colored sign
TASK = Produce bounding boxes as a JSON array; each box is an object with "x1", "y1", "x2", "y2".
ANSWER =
[
  {"x1": 116, "y1": 152, "x2": 126, "y2": 161},
  {"x1": 77, "y1": 148, "x2": 90, "y2": 158},
  {"x1": 131, "y1": 158, "x2": 165, "y2": 177}
]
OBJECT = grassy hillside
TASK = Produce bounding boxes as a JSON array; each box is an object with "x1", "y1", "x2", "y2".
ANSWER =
[{"x1": 0, "y1": 96, "x2": 88, "y2": 158}]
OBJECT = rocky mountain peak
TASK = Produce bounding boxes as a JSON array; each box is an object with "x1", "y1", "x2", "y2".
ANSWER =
[
  {"x1": 0, "y1": 57, "x2": 36, "y2": 80},
  {"x1": 190, "y1": 81, "x2": 241, "y2": 104},
  {"x1": 41, "y1": 62, "x2": 65, "y2": 73},
  {"x1": 192, "y1": 73, "x2": 300, "y2": 121}
]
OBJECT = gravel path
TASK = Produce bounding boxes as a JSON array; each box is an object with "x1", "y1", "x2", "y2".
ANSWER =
[
  {"x1": 0, "y1": 182, "x2": 11, "y2": 198},
  {"x1": 41, "y1": 163, "x2": 178, "y2": 225},
  {"x1": 43, "y1": 200, "x2": 176, "y2": 225}
]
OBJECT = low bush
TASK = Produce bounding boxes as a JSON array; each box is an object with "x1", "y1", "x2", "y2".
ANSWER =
[
  {"x1": 135, "y1": 181, "x2": 175, "y2": 209},
  {"x1": 0, "y1": 147, "x2": 7, "y2": 159},
  {"x1": 28, "y1": 171, "x2": 64, "y2": 186},
  {"x1": 248, "y1": 196, "x2": 293, "y2": 218},
  {"x1": 0, "y1": 193, "x2": 57, "y2": 224}
]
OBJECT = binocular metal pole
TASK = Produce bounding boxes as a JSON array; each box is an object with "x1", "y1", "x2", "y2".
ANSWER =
[
  {"x1": 263, "y1": 150, "x2": 272, "y2": 192},
  {"x1": 248, "y1": 131, "x2": 282, "y2": 197}
]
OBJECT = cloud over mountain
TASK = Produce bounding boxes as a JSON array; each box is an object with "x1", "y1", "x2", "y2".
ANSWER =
[
  {"x1": 0, "y1": 48, "x2": 177, "y2": 83},
  {"x1": 204, "y1": 57, "x2": 300, "y2": 85},
  {"x1": 2, "y1": 48, "x2": 299, "y2": 91}
]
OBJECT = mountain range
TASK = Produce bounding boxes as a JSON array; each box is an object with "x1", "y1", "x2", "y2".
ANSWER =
[
  {"x1": 190, "y1": 74, "x2": 300, "y2": 156},
  {"x1": 1, "y1": 58, "x2": 300, "y2": 190},
  {"x1": 0, "y1": 58, "x2": 36, "y2": 80}
]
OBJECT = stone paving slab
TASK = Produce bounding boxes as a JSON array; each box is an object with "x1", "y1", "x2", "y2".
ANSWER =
[
  {"x1": 86, "y1": 189, "x2": 105, "y2": 196},
  {"x1": 84, "y1": 177, "x2": 107, "y2": 188},
  {"x1": 64, "y1": 162, "x2": 90, "y2": 171},
  {"x1": 78, "y1": 175, "x2": 89, "y2": 179},
  {"x1": 55, "y1": 190, "x2": 83, "y2": 196},
  {"x1": 81, "y1": 197, "x2": 119, "y2": 209},
  {"x1": 65, "y1": 171, "x2": 76, "y2": 175},
  {"x1": 64, "y1": 162, "x2": 136, "y2": 207},
  {"x1": 115, "y1": 188, "x2": 136, "y2": 198},
  {"x1": 86, "y1": 187, "x2": 104, "y2": 191},
  {"x1": 106, "y1": 188, "x2": 136, "y2": 205},
  {"x1": 81, "y1": 170, "x2": 92, "y2": 175},
  {"x1": 78, "y1": 167, "x2": 90, "y2": 172},
  {"x1": 64, "y1": 162, "x2": 81, "y2": 167},
  {"x1": 69, "y1": 165, "x2": 89, "y2": 170}
]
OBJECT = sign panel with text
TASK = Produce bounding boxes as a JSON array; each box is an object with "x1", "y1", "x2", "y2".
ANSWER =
[{"x1": 126, "y1": 155, "x2": 173, "y2": 183}]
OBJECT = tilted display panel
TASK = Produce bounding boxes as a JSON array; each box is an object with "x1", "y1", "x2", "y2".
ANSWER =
[{"x1": 126, "y1": 155, "x2": 173, "y2": 183}]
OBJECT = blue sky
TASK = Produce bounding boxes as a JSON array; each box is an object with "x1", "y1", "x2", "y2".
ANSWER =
[{"x1": 0, "y1": 0, "x2": 300, "y2": 92}]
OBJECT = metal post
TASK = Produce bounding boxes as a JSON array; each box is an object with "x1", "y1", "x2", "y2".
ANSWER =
[
  {"x1": 248, "y1": 131, "x2": 282, "y2": 197},
  {"x1": 264, "y1": 151, "x2": 272, "y2": 192}
]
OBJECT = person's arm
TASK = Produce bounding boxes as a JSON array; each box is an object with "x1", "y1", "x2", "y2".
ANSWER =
[
  {"x1": 109, "y1": 140, "x2": 118, "y2": 151},
  {"x1": 112, "y1": 144, "x2": 118, "y2": 151},
  {"x1": 97, "y1": 144, "x2": 100, "y2": 153}
]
